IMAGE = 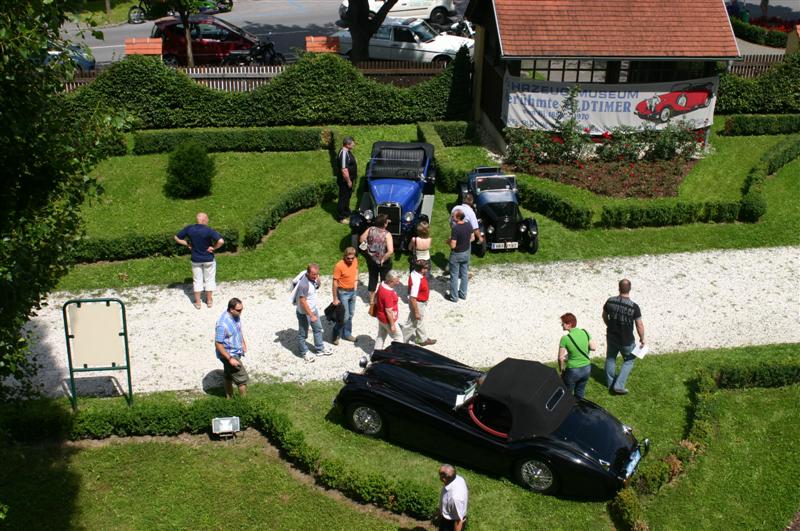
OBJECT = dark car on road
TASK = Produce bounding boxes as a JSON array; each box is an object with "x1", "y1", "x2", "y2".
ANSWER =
[
  {"x1": 334, "y1": 343, "x2": 648, "y2": 497},
  {"x1": 458, "y1": 166, "x2": 539, "y2": 255},
  {"x1": 350, "y1": 142, "x2": 436, "y2": 251},
  {"x1": 151, "y1": 15, "x2": 258, "y2": 66}
]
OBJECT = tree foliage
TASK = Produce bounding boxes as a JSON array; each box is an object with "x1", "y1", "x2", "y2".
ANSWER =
[
  {"x1": 166, "y1": 0, "x2": 208, "y2": 66},
  {"x1": 340, "y1": 0, "x2": 400, "y2": 64},
  {"x1": 0, "y1": 1, "x2": 118, "y2": 396}
]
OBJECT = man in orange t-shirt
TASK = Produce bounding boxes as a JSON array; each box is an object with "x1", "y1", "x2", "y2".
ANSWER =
[{"x1": 332, "y1": 247, "x2": 359, "y2": 344}]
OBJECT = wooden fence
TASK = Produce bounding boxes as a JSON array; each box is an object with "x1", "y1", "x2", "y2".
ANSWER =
[
  {"x1": 62, "y1": 60, "x2": 446, "y2": 93},
  {"x1": 730, "y1": 53, "x2": 785, "y2": 78}
]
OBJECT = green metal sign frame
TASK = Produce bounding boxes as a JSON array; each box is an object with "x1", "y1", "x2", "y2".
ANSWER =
[{"x1": 62, "y1": 298, "x2": 133, "y2": 411}]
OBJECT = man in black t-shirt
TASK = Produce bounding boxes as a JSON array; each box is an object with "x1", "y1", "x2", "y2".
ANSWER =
[
  {"x1": 602, "y1": 279, "x2": 645, "y2": 395},
  {"x1": 336, "y1": 136, "x2": 357, "y2": 223},
  {"x1": 448, "y1": 210, "x2": 473, "y2": 303},
  {"x1": 175, "y1": 212, "x2": 224, "y2": 309}
]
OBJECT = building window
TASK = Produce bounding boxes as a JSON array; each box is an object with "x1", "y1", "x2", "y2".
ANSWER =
[{"x1": 520, "y1": 59, "x2": 608, "y2": 82}]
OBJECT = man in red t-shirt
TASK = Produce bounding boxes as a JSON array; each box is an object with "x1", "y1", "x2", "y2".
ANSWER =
[
  {"x1": 373, "y1": 271, "x2": 402, "y2": 354},
  {"x1": 402, "y1": 260, "x2": 436, "y2": 346}
]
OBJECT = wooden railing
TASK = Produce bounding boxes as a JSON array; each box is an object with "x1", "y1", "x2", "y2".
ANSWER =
[{"x1": 730, "y1": 53, "x2": 785, "y2": 78}]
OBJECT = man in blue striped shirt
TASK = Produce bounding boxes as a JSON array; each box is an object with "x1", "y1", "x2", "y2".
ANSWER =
[{"x1": 215, "y1": 298, "x2": 249, "y2": 398}]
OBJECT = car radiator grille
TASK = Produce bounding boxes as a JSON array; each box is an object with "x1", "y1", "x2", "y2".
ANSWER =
[
  {"x1": 494, "y1": 218, "x2": 517, "y2": 241},
  {"x1": 377, "y1": 204, "x2": 401, "y2": 236}
]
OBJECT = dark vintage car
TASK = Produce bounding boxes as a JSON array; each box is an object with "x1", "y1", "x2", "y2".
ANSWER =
[
  {"x1": 458, "y1": 167, "x2": 539, "y2": 255},
  {"x1": 635, "y1": 82, "x2": 714, "y2": 123},
  {"x1": 334, "y1": 343, "x2": 648, "y2": 496},
  {"x1": 151, "y1": 15, "x2": 258, "y2": 66},
  {"x1": 350, "y1": 142, "x2": 436, "y2": 250}
]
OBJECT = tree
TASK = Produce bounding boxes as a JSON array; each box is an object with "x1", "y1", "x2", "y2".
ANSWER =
[
  {"x1": 0, "y1": 0, "x2": 118, "y2": 397},
  {"x1": 340, "y1": 0, "x2": 399, "y2": 64}
]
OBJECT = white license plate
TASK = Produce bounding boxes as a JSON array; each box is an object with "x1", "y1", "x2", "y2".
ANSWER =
[
  {"x1": 625, "y1": 448, "x2": 642, "y2": 478},
  {"x1": 490, "y1": 242, "x2": 506, "y2": 250},
  {"x1": 506, "y1": 241, "x2": 519, "y2": 249}
]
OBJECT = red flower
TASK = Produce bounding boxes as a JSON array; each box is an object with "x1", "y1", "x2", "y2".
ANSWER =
[
  {"x1": 602, "y1": 131, "x2": 612, "y2": 139},
  {"x1": 551, "y1": 136, "x2": 564, "y2": 144},
  {"x1": 583, "y1": 128, "x2": 591, "y2": 133}
]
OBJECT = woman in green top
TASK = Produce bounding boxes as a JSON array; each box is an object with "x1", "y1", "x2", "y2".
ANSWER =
[{"x1": 558, "y1": 313, "x2": 597, "y2": 399}]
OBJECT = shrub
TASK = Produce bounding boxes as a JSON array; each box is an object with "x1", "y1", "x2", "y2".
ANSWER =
[
  {"x1": 517, "y1": 182, "x2": 593, "y2": 229},
  {"x1": 634, "y1": 459, "x2": 671, "y2": 495},
  {"x1": 640, "y1": 124, "x2": 699, "y2": 162},
  {"x1": 738, "y1": 190, "x2": 767, "y2": 222},
  {"x1": 730, "y1": 17, "x2": 788, "y2": 47},
  {"x1": 717, "y1": 54, "x2": 800, "y2": 114},
  {"x1": 164, "y1": 141, "x2": 215, "y2": 199},
  {"x1": 133, "y1": 126, "x2": 326, "y2": 154},
  {"x1": 608, "y1": 487, "x2": 648, "y2": 531},
  {"x1": 722, "y1": 114, "x2": 800, "y2": 136},
  {"x1": 596, "y1": 127, "x2": 644, "y2": 163},
  {"x1": 431, "y1": 121, "x2": 478, "y2": 146},
  {"x1": 717, "y1": 361, "x2": 800, "y2": 389}
]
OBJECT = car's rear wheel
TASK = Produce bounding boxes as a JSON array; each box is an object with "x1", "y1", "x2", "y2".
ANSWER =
[
  {"x1": 128, "y1": 5, "x2": 146, "y2": 24},
  {"x1": 514, "y1": 457, "x2": 557, "y2": 493},
  {"x1": 430, "y1": 7, "x2": 448, "y2": 25},
  {"x1": 346, "y1": 403, "x2": 385, "y2": 437},
  {"x1": 270, "y1": 53, "x2": 286, "y2": 66},
  {"x1": 218, "y1": 0, "x2": 233, "y2": 12},
  {"x1": 162, "y1": 54, "x2": 180, "y2": 67}
]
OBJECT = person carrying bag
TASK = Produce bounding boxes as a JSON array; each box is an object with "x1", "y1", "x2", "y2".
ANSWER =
[
  {"x1": 359, "y1": 213, "x2": 394, "y2": 312},
  {"x1": 557, "y1": 312, "x2": 597, "y2": 399}
]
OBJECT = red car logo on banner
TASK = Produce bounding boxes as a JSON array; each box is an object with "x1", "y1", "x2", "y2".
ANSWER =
[{"x1": 635, "y1": 82, "x2": 714, "y2": 123}]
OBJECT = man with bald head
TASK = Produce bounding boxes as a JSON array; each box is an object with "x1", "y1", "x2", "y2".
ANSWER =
[
  {"x1": 602, "y1": 278, "x2": 645, "y2": 395},
  {"x1": 175, "y1": 212, "x2": 224, "y2": 309},
  {"x1": 438, "y1": 463, "x2": 468, "y2": 530}
]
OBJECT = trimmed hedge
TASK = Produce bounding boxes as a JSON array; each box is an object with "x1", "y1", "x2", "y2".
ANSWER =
[
  {"x1": 610, "y1": 359, "x2": 800, "y2": 531},
  {"x1": 722, "y1": 114, "x2": 800, "y2": 136},
  {"x1": 738, "y1": 133, "x2": 800, "y2": 221},
  {"x1": 133, "y1": 126, "x2": 328, "y2": 154},
  {"x1": 69, "y1": 51, "x2": 472, "y2": 130},
  {"x1": 730, "y1": 17, "x2": 788, "y2": 48},
  {"x1": 0, "y1": 392, "x2": 439, "y2": 520},
  {"x1": 430, "y1": 120, "x2": 478, "y2": 147},
  {"x1": 717, "y1": 54, "x2": 800, "y2": 114},
  {"x1": 242, "y1": 181, "x2": 337, "y2": 248},
  {"x1": 70, "y1": 227, "x2": 239, "y2": 263},
  {"x1": 518, "y1": 182, "x2": 594, "y2": 229},
  {"x1": 599, "y1": 200, "x2": 740, "y2": 228}
]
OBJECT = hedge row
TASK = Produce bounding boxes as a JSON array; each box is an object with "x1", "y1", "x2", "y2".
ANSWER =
[
  {"x1": 717, "y1": 54, "x2": 800, "y2": 114},
  {"x1": 599, "y1": 200, "x2": 741, "y2": 228},
  {"x1": 518, "y1": 182, "x2": 593, "y2": 230},
  {"x1": 70, "y1": 227, "x2": 239, "y2": 263},
  {"x1": 0, "y1": 393, "x2": 439, "y2": 520},
  {"x1": 609, "y1": 360, "x2": 800, "y2": 531},
  {"x1": 738, "y1": 133, "x2": 800, "y2": 221},
  {"x1": 132, "y1": 127, "x2": 328, "y2": 154},
  {"x1": 730, "y1": 17, "x2": 788, "y2": 48},
  {"x1": 722, "y1": 114, "x2": 800, "y2": 136},
  {"x1": 242, "y1": 181, "x2": 337, "y2": 248},
  {"x1": 68, "y1": 50, "x2": 471, "y2": 130}
]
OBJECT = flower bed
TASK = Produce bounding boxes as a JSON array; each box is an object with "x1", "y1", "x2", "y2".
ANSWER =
[{"x1": 527, "y1": 159, "x2": 696, "y2": 199}]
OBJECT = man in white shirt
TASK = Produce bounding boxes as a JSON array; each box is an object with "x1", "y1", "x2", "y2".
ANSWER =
[
  {"x1": 295, "y1": 263, "x2": 333, "y2": 362},
  {"x1": 450, "y1": 192, "x2": 482, "y2": 244},
  {"x1": 438, "y1": 464, "x2": 468, "y2": 531}
]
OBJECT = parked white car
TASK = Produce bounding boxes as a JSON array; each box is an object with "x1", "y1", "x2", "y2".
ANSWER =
[
  {"x1": 334, "y1": 17, "x2": 473, "y2": 65},
  {"x1": 339, "y1": 0, "x2": 456, "y2": 25}
]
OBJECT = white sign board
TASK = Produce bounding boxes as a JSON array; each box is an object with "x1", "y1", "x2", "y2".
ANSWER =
[
  {"x1": 66, "y1": 300, "x2": 127, "y2": 368},
  {"x1": 502, "y1": 75, "x2": 718, "y2": 132}
]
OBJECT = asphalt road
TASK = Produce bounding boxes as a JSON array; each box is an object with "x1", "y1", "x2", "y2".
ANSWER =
[{"x1": 65, "y1": 0, "x2": 344, "y2": 64}]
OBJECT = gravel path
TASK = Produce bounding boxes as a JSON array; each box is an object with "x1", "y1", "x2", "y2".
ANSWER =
[{"x1": 22, "y1": 246, "x2": 800, "y2": 397}]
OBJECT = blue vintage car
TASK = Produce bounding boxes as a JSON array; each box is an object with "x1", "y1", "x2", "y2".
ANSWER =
[{"x1": 350, "y1": 142, "x2": 436, "y2": 250}]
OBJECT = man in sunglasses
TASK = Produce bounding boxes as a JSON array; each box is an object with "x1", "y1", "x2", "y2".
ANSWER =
[{"x1": 215, "y1": 298, "x2": 249, "y2": 398}]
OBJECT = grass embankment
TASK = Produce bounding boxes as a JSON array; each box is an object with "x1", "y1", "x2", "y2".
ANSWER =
[
  {"x1": 59, "y1": 125, "x2": 800, "y2": 291},
  {"x1": 69, "y1": 0, "x2": 137, "y2": 26}
]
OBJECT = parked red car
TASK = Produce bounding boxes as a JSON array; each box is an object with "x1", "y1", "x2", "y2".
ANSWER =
[
  {"x1": 151, "y1": 15, "x2": 258, "y2": 66},
  {"x1": 635, "y1": 82, "x2": 714, "y2": 123}
]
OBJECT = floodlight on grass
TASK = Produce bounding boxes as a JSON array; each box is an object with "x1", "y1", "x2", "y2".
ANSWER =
[{"x1": 212, "y1": 416, "x2": 240, "y2": 438}]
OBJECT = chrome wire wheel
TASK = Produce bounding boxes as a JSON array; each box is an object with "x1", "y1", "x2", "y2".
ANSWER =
[
  {"x1": 349, "y1": 404, "x2": 384, "y2": 436},
  {"x1": 517, "y1": 458, "x2": 555, "y2": 493}
]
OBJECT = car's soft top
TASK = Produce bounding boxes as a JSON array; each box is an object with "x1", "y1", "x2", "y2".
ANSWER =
[
  {"x1": 370, "y1": 141, "x2": 434, "y2": 162},
  {"x1": 479, "y1": 358, "x2": 575, "y2": 441}
]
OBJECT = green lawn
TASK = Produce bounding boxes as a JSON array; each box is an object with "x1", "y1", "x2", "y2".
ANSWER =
[
  {"x1": 69, "y1": 0, "x2": 138, "y2": 26},
  {"x1": 57, "y1": 124, "x2": 800, "y2": 291},
  {"x1": 0, "y1": 439, "x2": 402, "y2": 530}
]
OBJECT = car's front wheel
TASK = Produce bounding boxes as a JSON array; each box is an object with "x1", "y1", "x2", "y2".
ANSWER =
[
  {"x1": 514, "y1": 457, "x2": 557, "y2": 493},
  {"x1": 523, "y1": 218, "x2": 539, "y2": 254},
  {"x1": 346, "y1": 403, "x2": 385, "y2": 437},
  {"x1": 432, "y1": 55, "x2": 452, "y2": 67},
  {"x1": 659, "y1": 106, "x2": 672, "y2": 123},
  {"x1": 430, "y1": 7, "x2": 448, "y2": 25}
]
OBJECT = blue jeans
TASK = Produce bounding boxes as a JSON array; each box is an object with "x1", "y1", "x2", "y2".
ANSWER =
[
  {"x1": 297, "y1": 310, "x2": 324, "y2": 354},
  {"x1": 605, "y1": 340, "x2": 636, "y2": 391},
  {"x1": 449, "y1": 250, "x2": 470, "y2": 301},
  {"x1": 332, "y1": 289, "x2": 356, "y2": 339},
  {"x1": 563, "y1": 364, "x2": 591, "y2": 399}
]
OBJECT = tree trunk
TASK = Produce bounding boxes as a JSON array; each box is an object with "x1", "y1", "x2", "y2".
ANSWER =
[
  {"x1": 345, "y1": 0, "x2": 399, "y2": 65},
  {"x1": 181, "y1": 14, "x2": 194, "y2": 67},
  {"x1": 104, "y1": 0, "x2": 111, "y2": 16}
]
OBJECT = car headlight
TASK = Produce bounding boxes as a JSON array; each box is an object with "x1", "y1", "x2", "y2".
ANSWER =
[
  {"x1": 358, "y1": 355, "x2": 369, "y2": 368},
  {"x1": 364, "y1": 209, "x2": 373, "y2": 221},
  {"x1": 519, "y1": 224, "x2": 527, "y2": 233},
  {"x1": 342, "y1": 371, "x2": 350, "y2": 383},
  {"x1": 486, "y1": 225, "x2": 494, "y2": 234},
  {"x1": 403, "y1": 211, "x2": 414, "y2": 223}
]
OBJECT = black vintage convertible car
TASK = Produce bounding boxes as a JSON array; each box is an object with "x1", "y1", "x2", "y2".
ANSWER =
[
  {"x1": 334, "y1": 343, "x2": 648, "y2": 497},
  {"x1": 458, "y1": 166, "x2": 538, "y2": 255}
]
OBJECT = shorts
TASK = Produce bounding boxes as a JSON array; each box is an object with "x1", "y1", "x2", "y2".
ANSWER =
[
  {"x1": 221, "y1": 357, "x2": 249, "y2": 385},
  {"x1": 191, "y1": 261, "x2": 217, "y2": 292}
]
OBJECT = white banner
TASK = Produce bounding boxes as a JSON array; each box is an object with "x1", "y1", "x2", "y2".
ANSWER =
[{"x1": 502, "y1": 75, "x2": 718, "y2": 133}]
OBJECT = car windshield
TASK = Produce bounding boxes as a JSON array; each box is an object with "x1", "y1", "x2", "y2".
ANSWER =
[
  {"x1": 475, "y1": 176, "x2": 514, "y2": 192},
  {"x1": 410, "y1": 19, "x2": 438, "y2": 42}
]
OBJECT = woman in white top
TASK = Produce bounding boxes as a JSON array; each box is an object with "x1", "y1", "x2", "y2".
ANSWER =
[{"x1": 408, "y1": 222, "x2": 432, "y2": 273}]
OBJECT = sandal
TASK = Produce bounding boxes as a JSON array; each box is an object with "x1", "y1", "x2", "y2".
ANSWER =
[
  {"x1": 194, "y1": 302, "x2": 202, "y2": 309},
  {"x1": 206, "y1": 301, "x2": 213, "y2": 308}
]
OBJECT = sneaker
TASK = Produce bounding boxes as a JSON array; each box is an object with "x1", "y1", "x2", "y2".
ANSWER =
[
  {"x1": 418, "y1": 339, "x2": 437, "y2": 347},
  {"x1": 318, "y1": 346, "x2": 334, "y2": 356},
  {"x1": 612, "y1": 388, "x2": 629, "y2": 395},
  {"x1": 332, "y1": 337, "x2": 340, "y2": 346},
  {"x1": 303, "y1": 353, "x2": 316, "y2": 363},
  {"x1": 342, "y1": 336, "x2": 357, "y2": 342}
]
